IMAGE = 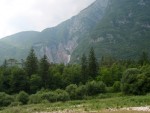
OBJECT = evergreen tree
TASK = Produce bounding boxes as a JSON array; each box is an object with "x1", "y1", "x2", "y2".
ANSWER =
[
  {"x1": 2, "y1": 59, "x2": 7, "y2": 68},
  {"x1": 88, "y1": 47, "x2": 98, "y2": 79},
  {"x1": 139, "y1": 52, "x2": 149, "y2": 65},
  {"x1": 25, "y1": 48, "x2": 38, "y2": 77},
  {"x1": 81, "y1": 54, "x2": 88, "y2": 83},
  {"x1": 10, "y1": 68, "x2": 29, "y2": 93},
  {"x1": 39, "y1": 55, "x2": 50, "y2": 88}
]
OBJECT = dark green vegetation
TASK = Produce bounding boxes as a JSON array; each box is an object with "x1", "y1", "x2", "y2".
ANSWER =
[
  {"x1": 0, "y1": 0, "x2": 150, "y2": 64},
  {"x1": 0, "y1": 48, "x2": 150, "y2": 110},
  {"x1": 0, "y1": 0, "x2": 150, "y2": 112}
]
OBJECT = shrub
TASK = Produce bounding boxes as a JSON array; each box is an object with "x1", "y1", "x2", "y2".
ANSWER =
[
  {"x1": 41, "y1": 91, "x2": 58, "y2": 102},
  {"x1": 9, "y1": 102, "x2": 22, "y2": 107},
  {"x1": 17, "y1": 91, "x2": 29, "y2": 104},
  {"x1": 0, "y1": 92, "x2": 14, "y2": 107},
  {"x1": 28, "y1": 94, "x2": 42, "y2": 104},
  {"x1": 113, "y1": 81, "x2": 121, "y2": 92},
  {"x1": 55, "y1": 89, "x2": 70, "y2": 101},
  {"x1": 86, "y1": 81, "x2": 106, "y2": 96},
  {"x1": 66, "y1": 84, "x2": 78, "y2": 99},
  {"x1": 76, "y1": 85, "x2": 87, "y2": 99},
  {"x1": 106, "y1": 87, "x2": 113, "y2": 93},
  {"x1": 121, "y1": 68, "x2": 149, "y2": 95},
  {"x1": 29, "y1": 89, "x2": 70, "y2": 104}
]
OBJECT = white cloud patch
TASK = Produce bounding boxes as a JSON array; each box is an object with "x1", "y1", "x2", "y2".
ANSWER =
[{"x1": 0, "y1": 0, "x2": 95, "y2": 38}]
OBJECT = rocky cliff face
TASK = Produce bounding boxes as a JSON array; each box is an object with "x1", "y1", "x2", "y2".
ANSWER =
[
  {"x1": 32, "y1": 0, "x2": 109, "y2": 64},
  {"x1": 0, "y1": 0, "x2": 109, "y2": 64}
]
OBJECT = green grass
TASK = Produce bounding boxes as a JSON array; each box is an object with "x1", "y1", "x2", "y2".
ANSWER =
[{"x1": 0, "y1": 93, "x2": 150, "y2": 113}]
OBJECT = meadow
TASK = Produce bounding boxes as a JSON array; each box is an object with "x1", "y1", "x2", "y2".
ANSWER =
[{"x1": 0, "y1": 93, "x2": 150, "y2": 113}]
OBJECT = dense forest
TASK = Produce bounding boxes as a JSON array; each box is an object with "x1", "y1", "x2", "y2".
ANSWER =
[{"x1": 0, "y1": 48, "x2": 150, "y2": 107}]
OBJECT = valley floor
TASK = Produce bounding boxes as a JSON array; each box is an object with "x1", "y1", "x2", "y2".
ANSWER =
[{"x1": 1, "y1": 94, "x2": 150, "y2": 113}]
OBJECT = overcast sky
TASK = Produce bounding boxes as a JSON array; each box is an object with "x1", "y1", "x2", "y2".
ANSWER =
[{"x1": 0, "y1": 0, "x2": 95, "y2": 38}]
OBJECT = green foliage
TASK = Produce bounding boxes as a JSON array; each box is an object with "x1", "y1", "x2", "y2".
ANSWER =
[
  {"x1": 66, "y1": 84, "x2": 78, "y2": 99},
  {"x1": 28, "y1": 93, "x2": 42, "y2": 104},
  {"x1": 0, "y1": 68, "x2": 11, "y2": 93},
  {"x1": 29, "y1": 74, "x2": 42, "y2": 93},
  {"x1": 81, "y1": 54, "x2": 88, "y2": 83},
  {"x1": 76, "y1": 85, "x2": 87, "y2": 99},
  {"x1": 112, "y1": 81, "x2": 121, "y2": 92},
  {"x1": 138, "y1": 52, "x2": 149, "y2": 65},
  {"x1": 17, "y1": 91, "x2": 29, "y2": 105},
  {"x1": 88, "y1": 47, "x2": 98, "y2": 79},
  {"x1": 25, "y1": 48, "x2": 38, "y2": 77},
  {"x1": 40, "y1": 91, "x2": 58, "y2": 102},
  {"x1": 29, "y1": 89, "x2": 70, "y2": 104},
  {"x1": 10, "y1": 67, "x2": 29, "y2": 93},
  {"x1": 86, "y1": 81, "x2": 106, "y2": 96},
  {"x1": 121, "y1": 68, "x2": 140, "y2": 94},
  {"x1": 98, "y1": 67, "x2": 113, "y2": 86},
  {"x1": 0, "y1": 92, "x2": 14, "y2": 107},
  {"x1": 63, "y1": 65, "x2": 81, "y2": 85},
  {"x1": 39, "y1": 55, "x2": 50, "y2": 88},
  {"x1": 121, "y1": 67, "x2": 150, "y2": 95},
  {"x1": 55, "y1": 89, "x2": 70, "y2": 101}
]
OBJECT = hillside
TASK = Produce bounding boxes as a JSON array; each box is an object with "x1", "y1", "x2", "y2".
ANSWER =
[
  {"x1": 0, "y1": 0, "x2": 150, "y2": 64},
  {"x1": 71, "y1": 0, "x2": 150, "y2": 62},
  {"x1": 0, "y1": 0, "x2": 108, "y2": 64}
]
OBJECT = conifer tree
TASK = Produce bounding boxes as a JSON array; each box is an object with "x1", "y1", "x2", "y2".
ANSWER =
[
  {"x1": 39, "y1": 55, "x2": 50, "y2": 88},
  {"x1": 25, "y1": 48, "x2": 38, "y2": 77},
  {"x1": 81, "y1": 54, "x2": 88, "y2": 83},
  {"x1": 139, "y1": 52, "x2": 149, "y2": 65},
  {"x1": 2, "y1": 59, "x2": 7, "y2": 68},
  {"x1": 88, "y1": 47, "x2": 98, "y2": 79}
]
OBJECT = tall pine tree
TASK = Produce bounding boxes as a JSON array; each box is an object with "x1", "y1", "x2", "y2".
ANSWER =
[
  {"x1": 81, "y1": 54, "x2": 88, "y2": 83},
  {"x1": 139, "y1": 52, "x2": 149, "y2": 65},
  {"x1": 25, "y1": 48, "x2": 38, "y2": 77},
  {"x1": 39, "y1": 55, "x2": 50, "y2": 88},
  {"x1": 88, "y1": 47, "x2": 98, "y2": 79}
]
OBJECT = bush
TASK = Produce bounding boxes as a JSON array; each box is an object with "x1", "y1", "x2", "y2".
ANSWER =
[
  {"x1": 66, "y1": 84, "x2": 77, "y2": 99},
  {"x1": 41, "y1": 91, "x2": 58, "y2": 102},
  {"x1": 0, "y1": 92, "x2": 14, "y2": 107},
  {"x1": 9, "y1": 102, "x2": 22, "y2": 107},
  {"x1": 55, "y1": 89, "x2": 70, "y2": 101},
  {"x1": 76, "y1": 85, "x2": 87, "y2": 99},
  {"x1": 28, "y1": 94, "x2": 42, "y2": 104},
  {"x1": 113, "y1": 81, "x2": 121, "y2": 92},
  {"x1": 86, "y1": 81, "x2": 106, "y2": 96},
  {"x1": 121, "y1": 68, "x2": 150, "y2": 95},
  {"x1": 17, "y1": 91, "x2": 29, "y2": 104},
  {"x1": 29, "y1": 89, "x2": 70, "y2": 104}
]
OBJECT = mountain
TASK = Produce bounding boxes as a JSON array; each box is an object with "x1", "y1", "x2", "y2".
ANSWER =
[
  {"x1": 0, "y1": 0, "x2": 150, "y2": 64},
  {"x1": 0, "y1": 0, "x2": 108, "y2": 64},
  {"x1": 0, "y1": 31, "x2": 40, "y2": 63},
  {"x1": 71, "y1": 0, "x2": 150, "y2": 62}
]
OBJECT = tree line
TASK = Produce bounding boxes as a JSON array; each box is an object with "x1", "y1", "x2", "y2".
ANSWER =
[{"x1": 0, "y1": 48, "x2": 150, "y2": 106}]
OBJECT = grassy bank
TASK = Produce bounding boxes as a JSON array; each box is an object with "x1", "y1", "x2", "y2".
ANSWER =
[{"x1": 0, "y1": 93, "x2": 150, "y2": 113}]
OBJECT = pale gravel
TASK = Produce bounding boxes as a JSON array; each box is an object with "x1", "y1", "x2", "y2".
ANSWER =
[{"x1": 34, "y1": 106, "x2": 150, "y2": 113}]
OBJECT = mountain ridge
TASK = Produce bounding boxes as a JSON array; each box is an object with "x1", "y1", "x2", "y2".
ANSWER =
[
  {"x1": 0, "y1": 0, "x2": 150, "y2": 64},
  {"x1": 71, "y1": 0, "x2": 150, "y2": 62},
  {"x1": 0, "y1": 0, "x2": 109, "y2": 64}
]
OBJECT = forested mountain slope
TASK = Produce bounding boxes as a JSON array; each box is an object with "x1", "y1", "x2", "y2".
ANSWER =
[{"x1": 71, "y1": 0, "x2": 150, "y2": 62}]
